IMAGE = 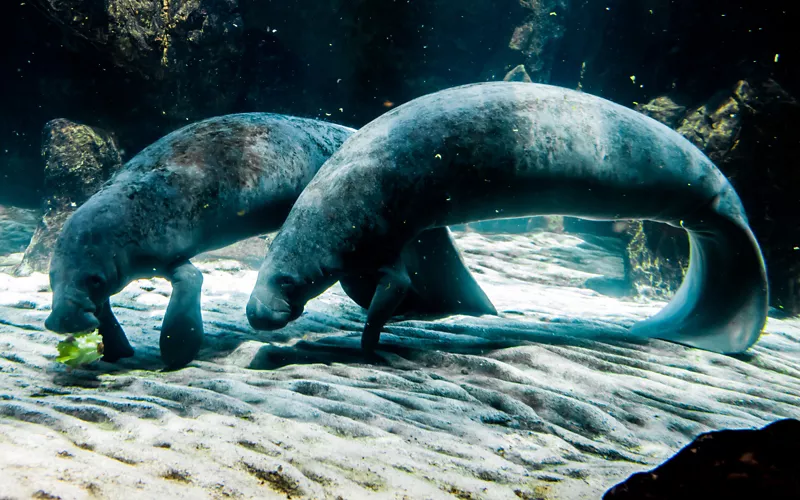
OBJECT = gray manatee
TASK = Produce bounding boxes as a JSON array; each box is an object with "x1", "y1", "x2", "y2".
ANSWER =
[
  {"x1": 246, "y1": 82, "x2": 768, "y2": 355},
  {"x1": 45, "y1": 113, "x2": 496, "y2": 369}
]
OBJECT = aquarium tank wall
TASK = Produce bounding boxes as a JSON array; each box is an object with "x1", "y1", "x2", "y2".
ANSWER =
[{"x1": 0, "y1": 1, "x2": 798, "y2": 498}]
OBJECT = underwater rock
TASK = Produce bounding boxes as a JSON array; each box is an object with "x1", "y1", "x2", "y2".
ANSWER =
[
  {"x1": 33, "y1": 0, "x2": 244, "y2": 121},
  {"x1": 15, "y1": 119, "x2": 121, "y2": 276},
  {"x1": 635, "y1": 96, "x2": 688, "y2": 129},
  {"x1": 621, "y1": 221, "x2": 687, "y2": 299},
  {"x1": 716, "y1": 80, "x2": 800, "y2": 315},
  {"x1": 503, "y1": 64, "x2": 533, "y2": 83},
  {"x1": 509, "y1": 0, "x2": 572, "y2": 83},
  {"x1": 0, "y1": 206, "x2": 40, "y2": 256},
  {"x1": 675, "y1": 81, "x2": 754, "y2": 162},
  {"x1": 604, "y1": 419, "x2": 800, "y2": 500},
  {"x1": 626, "y1": 87, "x2": 736, "y2": 297},
  {"x1": 620, "y1": 80, "x2": 800, "y2": 312}
]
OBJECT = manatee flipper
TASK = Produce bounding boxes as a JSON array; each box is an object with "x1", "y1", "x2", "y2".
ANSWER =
[
  {"x1": 96, "y1": 300, "x2": 135, "y2": 362},
  {"x1": 340, "y1": 227, "x2": 497, "y2": 317},
  {"x1": 399, "y1": 227, "x2": 497, "y2": 316},
  {"x1": 361, "y1": 260, "x2": 412, "y2": 352},
  {"x1": 160, "y1": 261, "x2": 205, "y2": 369},
  {"x1": 630, "y1": 195, "x2": 769, "y2": 354},
  {"x1": 339, "y1": 273, "x2": 379, "y2": 311}
]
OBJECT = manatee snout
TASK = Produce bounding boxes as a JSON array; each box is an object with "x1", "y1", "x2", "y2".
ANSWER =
[
  {"x1": 246, "y1": 288, "x2": 301, "y2": 331},
  {"x1": 45, "y1": 299, "x2": 99, "y2": 334}
]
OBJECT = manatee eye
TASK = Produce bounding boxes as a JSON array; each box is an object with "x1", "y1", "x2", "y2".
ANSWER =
[{"x1": 86, "y1": 275, "x2": 105, "y2": 290}]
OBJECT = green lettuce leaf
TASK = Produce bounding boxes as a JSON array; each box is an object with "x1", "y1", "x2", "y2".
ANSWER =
[{"x1": 56, "y1": 332, "x2": 104, "y2": 368}]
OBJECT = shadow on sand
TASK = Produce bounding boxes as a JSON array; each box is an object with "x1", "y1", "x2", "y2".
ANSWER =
[{"x1": 244, "y1": 312, "x2": 648, "y2": 371}]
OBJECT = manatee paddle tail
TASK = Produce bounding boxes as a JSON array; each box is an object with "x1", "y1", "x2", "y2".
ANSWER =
[{"x1": 629, "y1": 188, "x2": 768, "y2": 354}]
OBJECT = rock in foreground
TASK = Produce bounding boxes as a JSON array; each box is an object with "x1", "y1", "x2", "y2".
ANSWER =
[{"x1": 604, "y1": 419, "x2": 800, "y2": 500}]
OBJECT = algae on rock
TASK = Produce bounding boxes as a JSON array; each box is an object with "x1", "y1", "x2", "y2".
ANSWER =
[
  {"x1": 509, "y1": 0, "x2": 572, "y2": 83},
  {"x1": 15, "y1": 119, "x2": 121, "y2": 276},
  {"x1": 623, "y1": 79, "x2": 800, "y2": 312}
]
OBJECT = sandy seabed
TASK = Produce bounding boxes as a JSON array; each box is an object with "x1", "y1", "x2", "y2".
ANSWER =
[{"x1": 0, "y1": 231, "x2": 798, "y2": 499}]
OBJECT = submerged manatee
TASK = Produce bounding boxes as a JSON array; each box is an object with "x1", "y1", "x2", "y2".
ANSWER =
[
  {"x1": 247, "y1": 82, "x2": 769, "y2": 355},
  {"x1": 45, "y1": 113, "x2": 496, "y2": 369}
]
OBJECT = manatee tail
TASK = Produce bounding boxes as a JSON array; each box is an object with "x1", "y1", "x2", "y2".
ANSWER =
[{"x1": 630, "y1": 190, "x2": 768, "y2": 354}]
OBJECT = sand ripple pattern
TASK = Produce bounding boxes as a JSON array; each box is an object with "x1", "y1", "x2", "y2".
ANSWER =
[{"x1": 1, "y1": 231, "x2": 798, "y2": 499}]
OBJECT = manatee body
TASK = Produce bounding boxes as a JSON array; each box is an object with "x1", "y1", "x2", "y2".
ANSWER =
[
  {"x1": 247, "y1": 82, "x2": 769, "y2": 355},
  {"x1": 45, "y1": 113, "x2": 496, "y2": 369}
]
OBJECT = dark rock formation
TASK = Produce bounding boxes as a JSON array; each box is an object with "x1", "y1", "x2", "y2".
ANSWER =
[
  {"x1": 510, "y1": 0, "x2": 571, "y2": 83},
  {"x1": 723, "y1": 81, "x2": 800, "y2": 314},
  {"x1": 503, "y1": 64, "x2": 533, "y2": 83},
  {"x1": 3, "y1": 0, "x2": 527, "y2": 209},
  {"x1": 621, "y1": 221, "x2": 687, "y2": 299},
  {"x1": 32, "y1": 0, "x2": 245, "y2": 121},
  {"x1": 616, "y1": 80, "x2": 800, "y2": 311},
  {"x1": 15, "y1": 119, "x2": 121, "y2": 276},
  {"x1": 635, "y1": 96, "x2": 687, "y2": 129},
  {"x1": 604, "y1": 419, "x2": 800, "y2": 500}
]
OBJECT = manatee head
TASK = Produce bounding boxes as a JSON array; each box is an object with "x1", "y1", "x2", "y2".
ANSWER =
[
  {"x1": 246, "y1": 223, "x2": 340, "y2": 331},
  {"x1": 246, "y1": 271, "x2": 305, "y2": 331},
  {"x1": 246, "y1": 247, "x2": 311, "y2": 331},
  {"x1": 45, "y1": 207, "x2": 124, "y2": 334}
]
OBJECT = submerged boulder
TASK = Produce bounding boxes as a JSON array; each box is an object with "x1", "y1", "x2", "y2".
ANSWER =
[
  {"x1": 604, "y1": 419, "x2": 800, "y2": 500},
  {"x1": 509, "y1": 0, "x2": 571, "y2": 83},
  {"x1": 635, "y1": 96, "x2": 688, "y2": 129},
  {"x1": 503, "y1": 64, "x2": 533, "y2": 83},
  {"x1": 32, "y1": 0, "x2": 244, "y2": 121},
  {"x1": 15, "y1": 119, "x2": 121, "y2": 276},
  {"x1": 620, "y1": 80, "x2": 800, "y2": 312},
  {"x1": 622, "y1": 221, "x2": 687, "y2": 299}
]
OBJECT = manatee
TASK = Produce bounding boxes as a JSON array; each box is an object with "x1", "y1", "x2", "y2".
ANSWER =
[
  {"x1": 45, "y1": 113, "x2": 496, "y2": 369},
  {"x1": 246, "y1": 82, "x2": 768, "y2": 355}
]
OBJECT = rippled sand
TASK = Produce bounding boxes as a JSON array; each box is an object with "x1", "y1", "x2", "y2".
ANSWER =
[{"x1": 1, "y1": 231, "x2": 798, "y2": 499}]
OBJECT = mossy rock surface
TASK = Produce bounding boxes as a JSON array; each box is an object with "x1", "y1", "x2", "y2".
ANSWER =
[{"x1": 15, "y1": 119, "x2": 121, "y2": 276}]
